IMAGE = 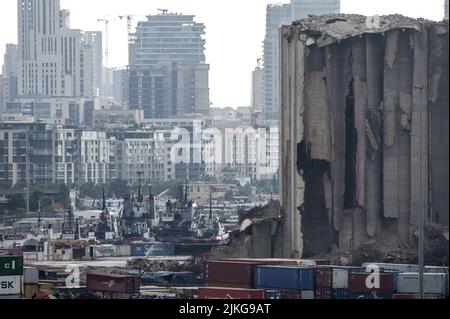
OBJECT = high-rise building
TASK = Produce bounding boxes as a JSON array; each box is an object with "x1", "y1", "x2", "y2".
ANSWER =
[
  {"x1": 263, "y1": 1, "x2": 340, "y2": 121},
  {"x1": 291, "y1": 0, "x2": 340, "y2": 18},
  {"x1": 263, "y1": 4, "x2": 292, "y2": 122},
  {"x1": 17, "y1": 0, "x2": 92, "y2": 97},
  {"x1": 126, "y1": 12, "x2": 210, "y2": 118},
  {"x1": 2, "y1": 44, "x2": 19, "y2": 107},
  {"x1": 82, "y1": 31, "x2": 103, "y2": 96},
  {"x1": 445, "y1": 0, "x2": 449, "y2": 20},
  {"x1": 251, "y1": 60, "x2": 264, "y2": 112},
  {"x1": 2, "y1": 44, "x2": 18, "y2": 77},
  {"x1": 113, "y1": 68, "x2": 125, "y2": 105}
]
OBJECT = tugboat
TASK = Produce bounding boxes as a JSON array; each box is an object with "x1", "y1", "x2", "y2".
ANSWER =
[
  {"x1": 94, "y1": 189, "x2": 119, "y2": 242},
  {"x1": 154, "y1": 182, "x2": 229, "y2": 253},
  {"x1": 118, "y1": 174, "x2": 159, "y2": 240}
]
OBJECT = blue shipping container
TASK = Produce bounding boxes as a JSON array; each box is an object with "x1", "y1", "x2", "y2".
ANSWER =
[
  {"x1": 255, "y1": 266, "x2": 315, "y2": 290},
  {"x1": 131, "y1": 242, "x2": 175, "y2": 257}
]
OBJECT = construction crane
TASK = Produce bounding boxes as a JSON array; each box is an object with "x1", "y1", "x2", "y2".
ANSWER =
[
  {"x1": 97, "y1": 18, "x2": 110, "y2": 67},
  {"x1": 118, "y1": 15, "x2": 133, "y2": 41}
]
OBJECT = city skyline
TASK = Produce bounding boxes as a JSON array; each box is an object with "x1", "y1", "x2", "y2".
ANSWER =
[{"x1": 0, "y1": 0, "x2": 446, "y2": 108}]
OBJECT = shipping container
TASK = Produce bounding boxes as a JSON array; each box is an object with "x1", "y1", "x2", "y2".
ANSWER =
[
  {"x1": 362, "y1": 263, "x2": 416, "y2": 273},
  {"x1": 425, "y1": 266, "x2": 449, "y2": 274},
  {"x1": 281, "y1": 290, "x2": 302, "y2": 299},
  {"x1": 332, "y1": 288, "x2": 350, "y2": 300},
  {"x1": 362, "y1": 263, "x2": 449, "y2": 274},
  {"x1": 86, "y1": 272, "x2": 140, "y2": 293},
  {"x1": 24, "y1": 284, "x2": 38, "y2": 299},
  {"x1": 255, "y1": 266, "x2": 315, "y2": 290},
  {"x1": 131, "y1": 242, "x2": 174, "y2": 257},
  {"x1": 332, "y1": 269, "x2": 349, "y2": 289},
  {"x1": 315, "y1": 267, "x2": 333, "y2": 288},
  {"x1": 205, "y1": 282, "x2": 253, "y2": 289},
  {"x1": 0, "y1": 276, "x2": 22, "y2": 296},
  {"x1": 206, "y1": 261, "x2": 262, "y2": 287},
  {"x1": 0, "y1": 255, "x2": 23, "y2": 276},
  {"x1": 348, "y1": 273, "x2": 394, "y2": 294},
  {"x1": 221, "y1": 258, "x2": 300, "y2": 266},
  {"x1": 396, "y1": 273, "x2": 448, "y2": 295},
  {"x1": 314, "y1": 286, "x2": 332, "y2": 299},
  {"x1": 23, "y1": 267, "x2": 39, "y2": 284},
  {"x1": 301, "y1": 290, "x2": 315, "y2": 299},
  {"x1": 199, "y1": 287, "x2": 265, "y2": 300}
]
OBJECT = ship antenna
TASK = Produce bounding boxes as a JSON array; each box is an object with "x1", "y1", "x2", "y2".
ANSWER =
[
  {"x1": 138, "y1": 171, "x2": 143, "y2": 202},
  {"x1": 102, "y1": 187, "x2": 106, "y2": 211},
  {"x1": 37, "y1": 197, "x2": 41, "y2": 228},
  {"x1": 209, "y1": 189, "x2": 213, "y2": 219}
]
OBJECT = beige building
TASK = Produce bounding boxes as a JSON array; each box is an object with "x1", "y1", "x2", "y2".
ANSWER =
[{"x1": 187, "y1": 182, "x2": 237, "y2": 205}]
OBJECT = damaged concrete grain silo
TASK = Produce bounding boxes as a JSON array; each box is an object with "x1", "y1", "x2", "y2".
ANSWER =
[{"x1": 279, "y1": 15, "x2": 449, "y2": 259}]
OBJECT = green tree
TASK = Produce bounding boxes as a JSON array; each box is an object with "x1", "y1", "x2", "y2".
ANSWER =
[
  {"x1": 108, "y1": 179, "x2": 130, "y2": 198},
  {"x1": 7, "y1": 194, "x2": 25, "y2": 214}
]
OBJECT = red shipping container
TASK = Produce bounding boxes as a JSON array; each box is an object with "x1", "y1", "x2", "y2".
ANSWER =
[
  {"x1": 199, "y1": 287, "x2": 265, "y2": 300},
  {"x1": 206, "y1": 261, "x2": 263, "y2": 287},
  {"x1": 86, "y1": 273, "x2": 140, "y2": 293},
  {"x1": 281, "y1": 290, "x2": 302, "y2": 299},
  {"x1": 315, "y1": 286, "x2": 332, "y2": 299},
  {"x1": 348, "y1": 273, "x2": 394, "y2": 294},
  {"x1": 315, "y1": 267, "x2": 333, "y2": 288}
]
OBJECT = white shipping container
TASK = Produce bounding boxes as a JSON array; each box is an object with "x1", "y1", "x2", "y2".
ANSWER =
[
  {"x1": 396, "y1": 273, "x2": 448, "y2": 295},
  {"x1": 425, "y1": 266, "x2": 449, "y2": 274},
  {"x1": 362, "y1": 263, "x2": 418, "y2": 273},
  {"x1": 301, "y1": 290, "x2": 315, "y2": 299},
  {"x1": 0, "y1": 276, "x2": 22, "y2": 296},
  {"x1": 332, "y1": 269, "x2": 349, "y2": 289},
  {"x1": 23, "y1": 267, "x2": 39, "y2": 284}
]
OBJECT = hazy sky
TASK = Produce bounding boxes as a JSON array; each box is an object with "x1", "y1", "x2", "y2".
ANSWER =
[{"x1": 0, "y1": 0, "x2": 445, "y2": 107}]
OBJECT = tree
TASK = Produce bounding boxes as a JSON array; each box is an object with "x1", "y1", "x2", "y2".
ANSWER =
[
  {"x1": 108, "y1": 179, "x2": 130, "y2": 198},
  {"x1": 7, "y1": 194, "x2": 25, "y2": 214}
]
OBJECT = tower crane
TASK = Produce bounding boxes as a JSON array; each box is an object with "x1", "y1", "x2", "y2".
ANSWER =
[{"x1": 118, "y1": 15, "x2": 133, "y2": 41}]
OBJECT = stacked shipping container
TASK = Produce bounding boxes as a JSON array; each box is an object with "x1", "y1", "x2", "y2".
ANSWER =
[{"x1": 0, "y1": 254, "x2": 24, "y2": 298}]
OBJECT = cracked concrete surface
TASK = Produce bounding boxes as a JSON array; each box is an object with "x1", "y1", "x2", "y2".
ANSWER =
[{"x1": 279, "y1": 15, "x2": 449, "y2": 259}]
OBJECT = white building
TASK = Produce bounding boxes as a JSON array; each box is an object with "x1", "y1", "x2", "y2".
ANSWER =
[
  {"x1": 122, "y1": 131, "x2": 166, "y2": 184},
  {"x1": 54, "y1": 127, "x2": 79, "y2": 184},
  {"x1": 80, "y1": 131, "x2": 111, "y2": 184},
  {"x1": 17, "y1": 0, "x2": 93, "y2": 98}
]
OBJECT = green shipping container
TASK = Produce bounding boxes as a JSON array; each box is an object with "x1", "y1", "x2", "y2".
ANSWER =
[{"x1": 0, "y1": 256, "x2": 23, "y2": 276}]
